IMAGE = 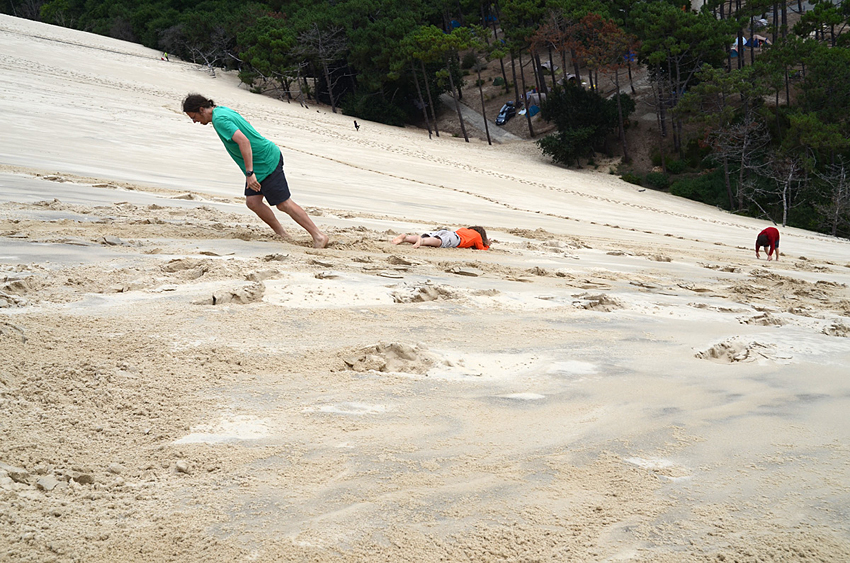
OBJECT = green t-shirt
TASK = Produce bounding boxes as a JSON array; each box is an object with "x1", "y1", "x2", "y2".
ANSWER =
[{"x1": 211, "y1": 106, "x2": 281, "y2": 181}]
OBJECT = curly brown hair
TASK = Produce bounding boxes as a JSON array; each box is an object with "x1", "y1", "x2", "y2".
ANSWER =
[{"x1": 182, "y1": 94, "x2": 215, "y2": 113}]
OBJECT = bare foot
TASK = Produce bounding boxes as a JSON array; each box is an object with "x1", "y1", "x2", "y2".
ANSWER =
[
  {"x1": 412, "y1": 235, "x2": 422, "y2": 249},
  {"x1": 391, "y1": 233, "x2": 408, "y2": 245},
  {"x1": 312, "y1": 232, "x2": 329, "y2": 249}
]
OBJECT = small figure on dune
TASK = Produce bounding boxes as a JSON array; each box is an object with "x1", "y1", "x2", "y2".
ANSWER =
[
  {"x1": 354, "y1": 120, "x2": 360, "y2": 131},
  {"x1": 182, "y1": 93, "x2": 328, "y2": 249},
  {"x1": 755, "y1": 226, "x2": 780, "y2": 261},
  {"x1": 161, "y1": 52, "x2": 169, "y2": 61},
  {"x1": 392, "y1": 227, "x2": 490, "y2": 250}
]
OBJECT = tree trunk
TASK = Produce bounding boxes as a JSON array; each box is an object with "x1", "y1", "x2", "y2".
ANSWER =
[
  {"x1": 412, "y1": 62, "x2": 433, "y2": 139},
  {"x1": 421, "y1": 60, "x2": 440, "y2": 137},
  {"x1": 614, "y1": 69, "x2": 629, "y2": 163},
  {"x1": 560, "y1": 48, "x2": 568, "y2": 90},
  {"x1": 737, "y1": 30, "x2": 744, "y2": 69},
  {"x1": 781, "y1": 1, "x2": 787, "y2": 37},
  {"x1": 510, "y1": 51, "x2": 521, "y2": 106},
  {"x1": 477, "y1": 64, "x2": 492, "y2": 145},
  {"x1": 519, "y1": 50, "x2": 535, "y2": 137},
  {"x1": 656, "y1": 103, "x2": 667, "y2": 174},
  {"x1": 446, "y1": 53, "x2": 469, "y2": 142},
  {"x1": 782, "y1": 181, "x2": 789, "y2": 226},
  {"x1": 321, "y1": 61, "x2": 337, "y2": 113},
  {"x1": 736, "y1": 136, "x2": 747, "y2": 210},
  {"x1": 670, "y1": 59, "x2": 681, "y2": 153},
  {"x1": 772, "y1": 3, "x2": 778, "y2": 44},
  {"x1": 455, "y1": 0, "x2": 465, "y2": 27},
  {"x1": 723, "y1": 155, "x2": 734, "y2": 209},
  {"x1": 570, "y1": 47, "x2": 581, "y2": 84},
  {"x1": 750, "y1": 16, "x2": 756, "y2": 65},
  {"x1": 490, "y1": 7, "x2": 510, "y2": 94},
  {"x1": 531, "y1": 52, "x2": 543, "y2": 93},
  {"x1": 547, "y1": 47, "x2": 556, "y2": 92},
  {"x1": 784, "y1": 67, "x2": 790, "y2": 107},
  {"x1": 480, "y1": 4, "x2": 490, "y2": 45}
]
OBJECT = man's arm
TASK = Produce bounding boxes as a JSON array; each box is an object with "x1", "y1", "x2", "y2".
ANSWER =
[{"x1": 232, "y1": 130, "x2": 260, "y2": 191}]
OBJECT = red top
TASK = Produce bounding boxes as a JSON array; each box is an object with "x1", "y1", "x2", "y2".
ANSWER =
[
  {"x1": 456, "y1": 228, "x2": 489, "y2": 250},
  {"x1": 757, "y1": 227, "x2": 780, "y2": 254}
]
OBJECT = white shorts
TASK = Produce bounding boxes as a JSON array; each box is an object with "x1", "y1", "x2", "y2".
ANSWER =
[{"x1": 422, "y1": 230, "x2": 460, "y2": 248}]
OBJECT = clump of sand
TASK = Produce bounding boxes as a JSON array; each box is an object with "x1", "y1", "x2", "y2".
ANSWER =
[
  {"x1": 696, "y1": 338, "x2": 778, "y2": 363},
  {"x1": 572, "y1": 292, "x2": 623, "y2": 311},
  {"x1": 342, "y1": 342, "x2": 440, "y2": 374}
]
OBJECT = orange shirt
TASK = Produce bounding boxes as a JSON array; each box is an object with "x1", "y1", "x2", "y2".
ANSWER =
[{"x1": 456, "y1": 228, "x2": 489, "y2": 250}]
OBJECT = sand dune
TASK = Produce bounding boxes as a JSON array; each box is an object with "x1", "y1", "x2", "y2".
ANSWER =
[{"x1": 2, "y1": 14, "x2": 850, "y2": 562}]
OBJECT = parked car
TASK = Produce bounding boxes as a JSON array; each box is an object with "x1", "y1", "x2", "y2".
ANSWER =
[{"x1": 495, "y1": 101, "x2": 516, "y2": 125}]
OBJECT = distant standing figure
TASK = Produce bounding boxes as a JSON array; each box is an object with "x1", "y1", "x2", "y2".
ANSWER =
[
  {"x1": 354, "y1": 120, "x2": 360, "y2": 131},
  {"x1": 161, "y1": 52, "x2": 169, "y2": 61},
  {"x1": 392, "y1": 227, "x2": 490, "y2": 250},
  {"x1": 755, "y1": 226, "x2": 780, "y2": 261},
  {"x1": 182, "y1": 94, "x2": 328, "y2": 248}
]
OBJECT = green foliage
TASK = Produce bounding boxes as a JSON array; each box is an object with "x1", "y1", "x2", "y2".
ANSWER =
[
  {"x1": 537, "y1": 83, "x2": 632, "y2": 166},
  {"x1": 537, "y1": 127, "x2": 597, "y2": 167},
  {"x1": 649, "y1": 154, "x2": 686, "y2": 174},
  {"x1": 493, "y1": 76, "x2": 505, "y2": 86},
  {"x1": 650, "y1": 151, "x2": 662, "y2": 167},
  {"x1": 644, "y1": 171, "x2": 670, "y2": 190},
  {"x1": 620, "y1": 172, "x2": 643, "y2": 186},
  {"x1": 669, "y1": 169, "x2": 727, "y2": 206},
  {"x1": 682, "y1": 138, "x2": 710, "y2": 170},
  {"x1": 340, "y1": 90, "x2": 409, "y2": 127},
  {"x1": 665, "y1": 159, "x2": 686, "y2": 175},
  {"x1": 461, "y1": 51, "x2": 477, "y2": 69},
  {"x1": 798, "y1": 41, "x2": 850, "y2": 130}
]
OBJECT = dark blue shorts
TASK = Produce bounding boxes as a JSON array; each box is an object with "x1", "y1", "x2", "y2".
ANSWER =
[{"x1": 245, "y1": 154, "x2": 290, "y2": 206}]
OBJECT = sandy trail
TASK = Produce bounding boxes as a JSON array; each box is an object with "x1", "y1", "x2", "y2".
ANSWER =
[{"x1": 2, "y1": 14, "x2": 850, "y2": 563}]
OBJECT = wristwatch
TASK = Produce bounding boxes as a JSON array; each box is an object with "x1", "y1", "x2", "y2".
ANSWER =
[{"x1": 245, "y1": 170, "x2": 254, "y2": 176}]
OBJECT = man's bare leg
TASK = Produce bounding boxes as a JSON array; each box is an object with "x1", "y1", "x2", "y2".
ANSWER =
[
  {"x1": 277, "y1": 199, "x2": 329, "y2": 248},
  {"x1": 246, "y1": 195, "x2": 293, "y2": 241}
]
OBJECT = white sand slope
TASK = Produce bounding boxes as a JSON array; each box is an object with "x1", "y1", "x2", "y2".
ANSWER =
[{"x1": 2, "y1": 14, "x2": 850, "y2": 562}]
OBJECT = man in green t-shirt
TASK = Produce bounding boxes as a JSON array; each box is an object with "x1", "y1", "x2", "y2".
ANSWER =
[{"x1": 182, "y1": 93, "x2": 328, "y2": 248}]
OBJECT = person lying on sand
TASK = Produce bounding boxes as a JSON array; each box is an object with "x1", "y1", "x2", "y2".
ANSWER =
[
  {"x1": 755, "y1": 226, "x2": 780, "y2": 261},
  {"x1": 182, "y1": 93, "x2": 329, "y2": 249},
  {"x1": 392, "y1": 227, "x2": 490, "y2": 250}
]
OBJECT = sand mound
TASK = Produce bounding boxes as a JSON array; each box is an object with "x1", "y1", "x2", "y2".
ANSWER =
[
  {"x1": 342, "y1": 342, "x2": 439, "y2": 374},
  {"x1": 696, "y1": 338, "x2": 778, "y2": 363},
  {"x1": 822, "y1": 322, "x2": 850, "y2": 337},
  {"x1": 202, "y1": 282, "x2": 265, "y2": 305},
  {"x1": 391, "y1": 282, "x2": 457, "y2": 303},
  {"x1": 739, "y1": 312, "x2": 786, "y2": 326},
  {"x1": 572, "y1": 292, "x2": 623, "y2": 311}
]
